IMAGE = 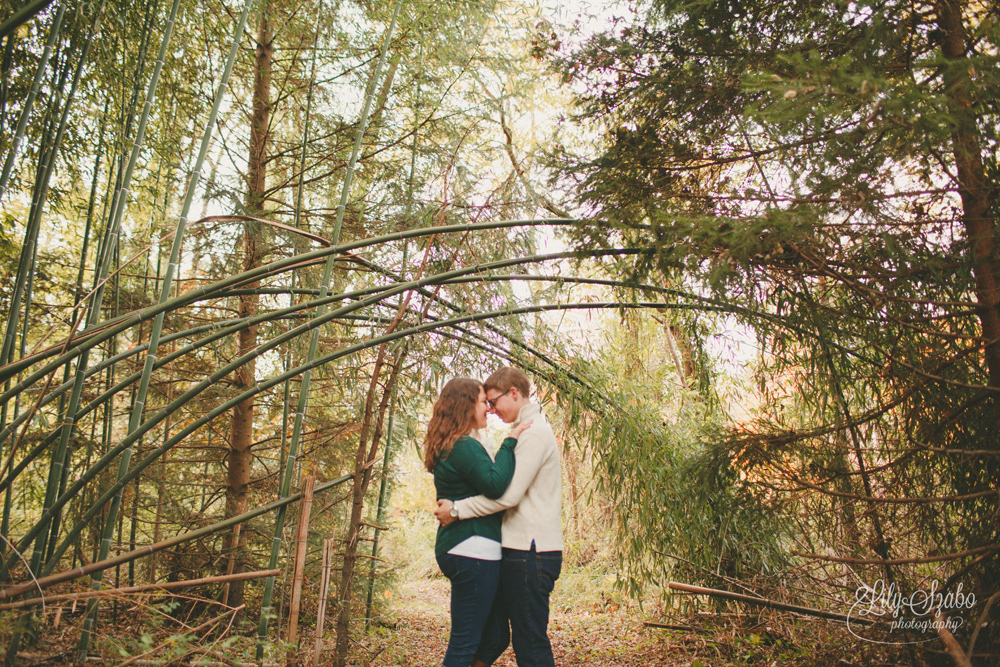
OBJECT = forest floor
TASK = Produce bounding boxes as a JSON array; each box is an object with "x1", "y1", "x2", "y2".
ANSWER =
[
  {"x1": 349, "y1": 576, "x2": 862, "y2": 667},
  {"x1": 352, "y1": 576, "x2": 682, "y2": 666},
  {"x1": 4, "y1": 571, "x2": 887, "y2": 666}
]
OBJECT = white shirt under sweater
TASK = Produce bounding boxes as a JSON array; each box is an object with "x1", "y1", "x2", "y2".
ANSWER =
[
  {"x1": 447, "y1": 428, "x2": 502, "y2": 561},
  {"x1": 454, "y1": 402, "x2": 563, "y2": 552}
]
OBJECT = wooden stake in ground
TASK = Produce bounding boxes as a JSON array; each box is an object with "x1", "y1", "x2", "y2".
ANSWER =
[
  {"x1": 313, "y1": 538, "x2": 333, "y2": 667},
  {"x1": 286, "y1": 475, "x2": 315, "y2": 662}
]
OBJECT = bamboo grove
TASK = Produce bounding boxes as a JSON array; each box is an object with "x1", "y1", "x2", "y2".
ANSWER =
[{"x1": 1, "y1": 0, "x2": 999, "y2": 665}]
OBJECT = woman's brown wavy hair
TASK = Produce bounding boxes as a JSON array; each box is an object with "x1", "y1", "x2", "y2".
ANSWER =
[{"x1": 424, "y1": 377, "x2": 482, "y2": 472}]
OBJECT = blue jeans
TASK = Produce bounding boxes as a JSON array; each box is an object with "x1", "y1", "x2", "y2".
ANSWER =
[
  {"x1": 436, "y1": 553, "x2": 501, "y2": 667},
  {"x1": 475, "y1": 545, "x2": 562, "y2": 667}
]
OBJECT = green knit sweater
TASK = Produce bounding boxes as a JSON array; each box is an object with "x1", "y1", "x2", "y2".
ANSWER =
[{"x1": 433, "y1": 434, "x2": 516, "y2": 558}]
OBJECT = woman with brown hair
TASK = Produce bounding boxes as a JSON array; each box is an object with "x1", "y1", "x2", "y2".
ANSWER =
[{"x1": 424, "y1": 377, "x2": 531, "y2": 667}]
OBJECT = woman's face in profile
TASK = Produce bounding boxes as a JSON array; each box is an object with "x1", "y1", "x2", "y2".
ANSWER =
[{"x1": 474, "y1": 386, "x2": 489, "y2": 430}]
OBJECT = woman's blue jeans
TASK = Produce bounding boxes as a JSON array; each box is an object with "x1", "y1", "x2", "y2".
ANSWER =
[{"x1": 436, "y1": 553, "x2": 501, "y2": 667}]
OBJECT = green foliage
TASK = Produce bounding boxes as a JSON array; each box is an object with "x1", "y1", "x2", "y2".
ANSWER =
[{"x1": 556, "y1": 323, "x2": 790, "y2": 602}]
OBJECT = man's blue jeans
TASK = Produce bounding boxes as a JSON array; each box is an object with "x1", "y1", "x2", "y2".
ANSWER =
[
  {"x1": 475, "y1": 545, "x2": 562, "y2": 667},
  {"x1": 436, "y1": 553, "x2": 501, "y2": 667}
]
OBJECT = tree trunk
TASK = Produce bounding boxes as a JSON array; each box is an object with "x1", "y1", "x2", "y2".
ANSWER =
[
  {"x1": 286, "y1": 475, "x2": 315, "y2": 664},
  {"x1": 225, "y1": 3, "x2": 272, "y2": 612},
  {"x1": 935, "y1": 0, "x2": 1000, "y2": 426},
  {"x1": 333, "y1": 351, "x2": 403, "y2": 667}
]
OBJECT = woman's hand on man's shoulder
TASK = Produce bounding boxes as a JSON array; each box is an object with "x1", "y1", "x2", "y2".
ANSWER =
[{"x1": 509, "y1": 419, "x2": 533, "y2": 439}]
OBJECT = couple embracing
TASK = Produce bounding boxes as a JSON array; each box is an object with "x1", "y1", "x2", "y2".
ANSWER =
[{"x1": 424, "y1": 367, "x2": 562, "y2": 667}]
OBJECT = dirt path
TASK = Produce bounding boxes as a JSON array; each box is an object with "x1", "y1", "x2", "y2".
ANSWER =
[{"x1": 352, "y1": 577, "x2": 705, "y2": 666}]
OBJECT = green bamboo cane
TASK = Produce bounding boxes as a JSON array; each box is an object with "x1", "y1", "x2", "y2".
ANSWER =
[
  {"x1": 75, "y1": 0, "x2": 255, "y2": 659},
  {"x1": 0, "y1": 217, "x2": 581, "y2": 391},
  {"x1": 0, "y1": 0, "x2": 117, "y2": 569},
  {"x1": 0, "y1": 135, "x2": 52, "y2": 378},
  {"x1": 8, "y1": 245, "x2": 687, "y2": 557},
  {"x1": 87, "y1": 0, "x2": 162, "y2": 319},
  {"x1": 6, "y1": 245, "x2": 645, "y2": 534},
  {"x1": 266, "y1": 0, "x2": 323, "y2": 544},
  {"x1": 18, "y1": 267, "x2": 651, "y2": 499},
  {"x1": 0, "y1": 0, "x2": 66, "y2": 198},
  {"x1": 0, "y1": 67, "x2": 66, "y2": 571},
  {"x1": 0, "y1": 210, "x2": 45, "y2": 558},
  {"x1": 0, "y1": 0, "x2": 58, "y2": 40},
  {"x1": 37, "y1": 249, "x2": 644, "y2": 577},
  {"x1": 291, "y1": 1, "x2": 322, "y2": 232},
  {"x1": 34, "y1": 280, "x2": 696, "y2": 580},
  {"x1": 259, "y1": 0, "x2": 454, "y2": 627},
  {"x1": 0, "y1": 317, "x2": 273, "y2": 469},
  {"x1": 72, "y1": 100, "x2": 109, "y2": 309},
  {"x1": 44, "y1": 296, "x2": 687, "y2": 575},
  {"x1": 273, "y1": 2, "x2": 473, "y2": 635},
  {"x1": 0, "y1": 36, "x2": 12, "y2": 136},
  {"x1": 0, "y1": 238, "x2": 792, "y2": 490}
]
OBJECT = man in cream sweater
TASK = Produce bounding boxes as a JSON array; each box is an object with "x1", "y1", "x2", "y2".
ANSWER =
[{"x1": 435, "y1": 367, "x2": 562, "y2": 667}]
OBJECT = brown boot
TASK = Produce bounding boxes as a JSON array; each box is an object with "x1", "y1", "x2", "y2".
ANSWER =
[{"x1": 469, "y1": 661, "x2": 489, "y2": 667}]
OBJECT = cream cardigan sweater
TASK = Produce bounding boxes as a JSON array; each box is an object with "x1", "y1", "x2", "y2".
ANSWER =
[{"x1": 454, "y1": 402, "x2": 563, "y2": 552}]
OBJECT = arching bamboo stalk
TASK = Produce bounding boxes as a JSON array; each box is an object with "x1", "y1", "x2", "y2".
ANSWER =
[
  {"x1": 41, "y1": 292, "x2": 670, "y2": 577},
  {"x1": 14, "y1": 243, "x2": 765, "y2": 578},
  {"x1": 1, "y1": 265, "x2": 683, "y2": 516},
  {"x1": 2, "y1": 248, "x2": 802, "y2": 575},
  {"x1": 0, "y1": 218, "x2": 581, "y2": 390},
  {"x1": 1, "y1": 227, "x2": 736, "y2": 588}
]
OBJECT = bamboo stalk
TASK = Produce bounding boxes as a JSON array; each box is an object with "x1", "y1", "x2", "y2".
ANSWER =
[
  {"x1": 0, "y1": 0, "x2": 58, "y2": 40},
  {"x1": 1, "y1": 4, "x2": 108, "y2": 659},
  {"x1": 0, "y1": 474, "x2": 351, "y2": 602},
  {"x1": 313, "y1": 539, "x2": 333, "y2": 667},
  {"x1": 37, "y1": 271, "x2": 652, "y2": 576},
  {"x1": 0, "y1": 266, "x2": 616, "y2": 466},
  {"x1": 0, "y1": 569, "x2": 281, "y2": 611},
  {"x1": 256, "y1": 2, "x2": 398, "y2": 652},
  {"x1": 22, "y1": 247, "x2": 643, "y2": 576},
  {"x1": 8, "y1": 248, "x2": 646, "y2": 578},
  {"x1": 2, "y1": 0, "x2": 150, "y2": 576},
  {"x1": 0, "y1": 217, "x2": 581, "y2": 390},
  {"x1": 667, "y1": 582, "x2": 870, "y2": 625},
  {"x1": 0, "y1": 0, "x2": 66, "y2": 198},
  {"x1": 365, "y1": 382, "x2": 397, "y2": 629},
  {"x1": 0, "y1": 268, "x2": 747, "y2": 490}
]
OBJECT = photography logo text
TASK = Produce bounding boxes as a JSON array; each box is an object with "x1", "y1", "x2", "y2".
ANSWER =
[{"x1": 847, "y1": 579, "x2": 976, "y2": 645}]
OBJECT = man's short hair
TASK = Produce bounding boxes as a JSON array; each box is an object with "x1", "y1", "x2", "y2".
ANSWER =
[{"x1": 484, "y1": 366, "x2": 530, "y2": 397}]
